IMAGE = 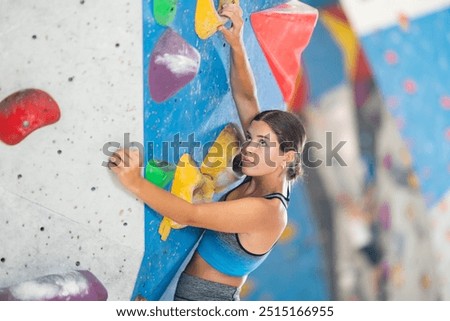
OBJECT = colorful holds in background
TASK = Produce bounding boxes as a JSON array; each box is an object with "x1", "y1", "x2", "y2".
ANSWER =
[
  {"x1": 149, "y1": 28, "x2": 201, "y2": 103},
  {"x1": 144, "y1": 159, "x2": 176, "y2": 188},
  {"x1": 153, "y1": 0, "x2": 178, "y2": 26},
  {"x1": 0, "y1": 270, "x2": 107, "y2": 301},
  {"x1": 379, "y1": 202, "x2": 391, "y2": 230},
  {"x1": 250, "y1": 1, "x2": 318, "y2": 105},
  {"x1": 0, "y1": 89, "x2": 60, "y2": 145}
]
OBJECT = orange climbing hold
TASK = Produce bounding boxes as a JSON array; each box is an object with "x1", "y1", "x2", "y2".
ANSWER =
[
  {"x1": 250, "y1": 1, "x2": 318, "y2": 105},
  {"x1": 195, "y1": 0, "x2": 239, "y2": 39}
]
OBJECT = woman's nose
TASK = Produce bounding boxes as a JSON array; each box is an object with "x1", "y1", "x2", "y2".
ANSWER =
[{"x1": 242, "y1": 140, "x2": 257, "y2": 154}]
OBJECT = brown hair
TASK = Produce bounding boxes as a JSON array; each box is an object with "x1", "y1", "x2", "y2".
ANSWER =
[{"x1": 252, "y1": 110, "x2": 307, "y2": 180}]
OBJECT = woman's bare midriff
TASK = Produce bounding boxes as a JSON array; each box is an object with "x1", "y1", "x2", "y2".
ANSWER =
[{"x1": 184, "y1": 251, "x2": 247, "y2": 288}]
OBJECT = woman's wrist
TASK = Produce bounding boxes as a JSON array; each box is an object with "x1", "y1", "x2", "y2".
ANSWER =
[
  {"x1": 126, "y1": 175, "x2": 145, "y2": 196},
  {"x1": 229, "y1": 38, "x2": 245, "y2": 52}
]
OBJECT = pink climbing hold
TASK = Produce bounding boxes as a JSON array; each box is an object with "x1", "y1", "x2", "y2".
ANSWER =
[
  {"x1": 149, "y1": 28, "x2": 201, "y2": 103},
  {"x1": 440, "y1": 96, "x2": 450, "y2": 109},
  {"x1": 382, "y1": 154, "x2": 392, "y2": 170},
  {"x1": 379, "y1": 202, "x2": 391, "y2": 230},
  {"x1": 386, "y1": 96, "x2": 399, "y2": 109},
  {"x1": 0, "y1": 89, "x2": 60, "y2": 145},
  {"x1": 403, "y1": 79, "x2": 417, "y2": 94},
  {"x1": 250, "y1": 1, "x2": 318, "y2": 105},
  {"x1": 0, "y1": 270, "x2": 108, "y2": 301},
  {"x1": 384, "y1": 50, "x2": 398, "y2": 65}
]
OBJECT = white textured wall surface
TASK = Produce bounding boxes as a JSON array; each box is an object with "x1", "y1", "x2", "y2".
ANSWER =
[
  {"x1": 340, "y1": 0, "x2": 450, "y2": 35},
  {"x1": 0, "y1": 0, "x2": 144, "y2": 300}
]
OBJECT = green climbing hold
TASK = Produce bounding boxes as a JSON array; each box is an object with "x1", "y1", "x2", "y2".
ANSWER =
[
  {"x1": 153, "y1": 0, "x2": 178, "y2": 26},
  {"x1": 145, "y1": 159, "x2": 176, "y2": 188}
]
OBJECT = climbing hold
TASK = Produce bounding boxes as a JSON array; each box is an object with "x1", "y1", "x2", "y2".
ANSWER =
[
  {"x1": 378, "y1": 202, "x2": 391, "y2": 230},
  {"x1": 200, "y1": 123, "x2": 242, "y2": 194},
  {"x1": 403, "y1": 79, "x2": 417, "y2": 94},
  {"x1": 440, "y1": 96, "x2": 450, "y2": 110},
  {"x1": 0, "y1": 89, "x2": 60, "y2": 145},
  {"x1": 145, "y1": 159, "x2": 176, "y2": 188},
  {"x1": 391, "y1": 264, "x2": 405, "y2": 287},
  {"x1": 149, "y1": 28, "x2": 201, "y2": 103},
  {"x1": 398, "y1": 12, "x2": 410, "y2": 32},
  {"x1": 158, "y1": 153, "x2": 204, "y2": 241},
  {"x1": 153, "y1": 0, "x2": 178, "y2": 26},
  {"x1": 385, "y1": 50, "x2": 399, "y2": 65},
  {"x1": 158, "y1": 124, "x2": 243, "y2": 241},
  {"x1": 382, "y1": 153, "x2": 393, "y2": 170},
  {"x1": 239, "y1": 279, "x2": 255, "y2": 298},
  {"x1": 195, "y1": 0, "x2": 239, "y2": 40},
  {"x1": 250, "y1": 1, "x2": 318, "y2": 106},
  {"x1": 407, "y1": 172, "x2": 420, "y2": 190},
  {"x1": 279, "y1": 223, "x2": 297, "y2": 243},
  {"x1": 0, "y1": 270, "x2": 107, "y2": 301},
  {"x1": 420, "y1": 274, "x2": 432, "y2": 289}
]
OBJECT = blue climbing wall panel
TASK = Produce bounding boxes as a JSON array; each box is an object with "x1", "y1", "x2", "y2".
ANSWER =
[
  {"x1": 360, "y1": 9, "x2": 450, "y2": 207},
  {"x1": 133, "y1": 0, "x2": 329, "y2": 300}
]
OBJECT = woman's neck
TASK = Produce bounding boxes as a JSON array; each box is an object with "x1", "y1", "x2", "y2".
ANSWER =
[{"x1": 245, "y1": 173, "x2": 289, "y2": 197}]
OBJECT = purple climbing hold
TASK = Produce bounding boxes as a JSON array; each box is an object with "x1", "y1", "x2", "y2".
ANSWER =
[
  {"x1": 0, "y1": 270, "x2": 108, "y2": 301},
  {"x1": 149, "y1": 28, "x2": 201, "y2": 103},
  {"x1": 382, "y1": 153, "x2": 392, "y2": 170}
]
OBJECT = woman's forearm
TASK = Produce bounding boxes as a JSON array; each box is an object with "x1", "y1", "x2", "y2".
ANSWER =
[
  {"x1": 131, "y1": 177, "x2": 196, "y2": 225},
  {"x1": 230, "y1": 42, "x2": 256, "y2": 100},
  {"x1": 230, "y1": 42, "x2": 260, "y2": 130}
]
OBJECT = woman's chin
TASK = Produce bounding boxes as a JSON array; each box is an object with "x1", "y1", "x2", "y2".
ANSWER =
[{"x1": 241, "y1": 165, "x2": 258, "y2": 176}]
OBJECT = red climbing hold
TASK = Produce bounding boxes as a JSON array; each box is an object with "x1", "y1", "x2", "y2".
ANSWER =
[
  {"x1": 250, "y1": 1, "x2": 318, "y2": 105},
  {"x1": 0, "y1": 89, "x2": 60, "y2": 145}
]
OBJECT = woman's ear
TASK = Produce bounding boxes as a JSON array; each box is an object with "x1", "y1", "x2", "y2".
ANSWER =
[{"x1": 284, "y1": 150, "x2": 296, "y2": 164}]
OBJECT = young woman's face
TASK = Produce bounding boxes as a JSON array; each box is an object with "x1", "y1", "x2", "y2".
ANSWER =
[{"x1": 240, "y1": 120, "x2": 286, "y2": 177}]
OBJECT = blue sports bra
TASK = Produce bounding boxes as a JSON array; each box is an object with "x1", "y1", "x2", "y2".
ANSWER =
[{"x1": 196, "y1": 176, "x2": 290, "y2": 277}]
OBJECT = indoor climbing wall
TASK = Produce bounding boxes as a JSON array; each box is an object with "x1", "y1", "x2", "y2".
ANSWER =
[
  {"x1": 0, "y1": 0, "x2": 330, "y2": 301},
  {"x1": 340, "y1": 0, "x2": 450, "y2": 299},
  {"x1": 133, "y1": 0, "x2": 329, "y2": 300},
  {"x1": 0, "y1": 0, "x2": 145, "y2": 300}
]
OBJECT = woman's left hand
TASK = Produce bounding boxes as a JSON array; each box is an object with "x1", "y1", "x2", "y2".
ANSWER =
[{"x1": 108, "y1": 148, "x2": 143, "y2": 192}]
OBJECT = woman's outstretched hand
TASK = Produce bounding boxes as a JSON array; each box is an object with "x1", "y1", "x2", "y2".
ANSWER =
[
  {"x1": 108, "y1": 148, "x2": 144, "y2": 193},
  {"x1": 218, "y1": 3, "x2": 244, "y2": 48}
]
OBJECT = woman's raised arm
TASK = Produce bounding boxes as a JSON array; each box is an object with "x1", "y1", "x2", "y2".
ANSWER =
[{"x1": 219, "y1": 3, "x2": 260, "y2": 132}]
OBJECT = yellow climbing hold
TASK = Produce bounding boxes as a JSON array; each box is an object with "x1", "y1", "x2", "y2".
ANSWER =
[
  {"x1": 158, "y1": 123, "x2": 243, "y2": 241},
  {"x1": 200, "y1": 123, "x2": 242, "y2": 193},
  {"x1": 158, "y1": 153, "x2": 204, "y2": 241},
  {"x1": 239, "y1": 279, "x2": 254, "y2": 298},
  {"x1": 407, "y1": 172, "x2": 420, "y2": 190},
  {"x1": 279, "y1": 223, "x2": 297, "y2": 243},
  {"x1": 195, "y1": 0, "x2": 239, "y2": 39},
  {"x1": 420, "y1": 274, "x2": 432, "y2": 289}
]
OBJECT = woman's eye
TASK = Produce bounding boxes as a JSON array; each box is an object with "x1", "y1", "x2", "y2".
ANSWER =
[
  {"x1": 245, "y1": 135, "x2": 251, "y2": 141},
  {"x1": 259, "y1": 139, "x2": 267, "y2": 146}
]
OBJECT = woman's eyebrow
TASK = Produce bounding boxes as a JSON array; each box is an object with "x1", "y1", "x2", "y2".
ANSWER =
[{"x1": 245, "y1": 131, "x2": 269, "y2": 139}]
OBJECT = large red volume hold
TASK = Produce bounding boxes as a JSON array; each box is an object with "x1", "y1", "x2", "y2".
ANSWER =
[
  {"x1": 0, "y1": 89, "x2": 61, "y2": 145},
  {"x1": 251, "y1": 1, "x2": 318, "y2": 106}
]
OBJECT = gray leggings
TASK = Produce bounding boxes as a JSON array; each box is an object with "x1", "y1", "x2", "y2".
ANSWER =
[{"x1": 174, "y1": 272, "x2": 240, "y2": 301}]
